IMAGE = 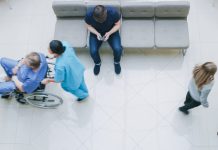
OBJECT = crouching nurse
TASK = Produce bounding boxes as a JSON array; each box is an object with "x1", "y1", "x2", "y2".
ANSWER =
[{"x1": 42, "y1": 40, "x2": 89, "y2": 102}]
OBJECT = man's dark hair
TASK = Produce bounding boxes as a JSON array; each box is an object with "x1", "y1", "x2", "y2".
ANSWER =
[
  {"x1": 93, "y1": 5, "x2": 107, "y2": 23},
  {"x1": 49, "y1": 40, "x2": 65, "y2": 55}
]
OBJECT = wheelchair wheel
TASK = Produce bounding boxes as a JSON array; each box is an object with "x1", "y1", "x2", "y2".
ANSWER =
[{"x1": 25, "y1": 92, "x2": 63, "y2": 109}]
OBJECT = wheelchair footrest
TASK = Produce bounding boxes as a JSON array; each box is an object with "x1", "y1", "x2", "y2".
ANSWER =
[{"x1": 16, "y1": 98, "x2": 27, "y2": 104}]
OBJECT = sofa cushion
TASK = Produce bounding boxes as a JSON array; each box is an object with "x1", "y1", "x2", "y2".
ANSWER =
[
  {"x1": 52, "y1": 1, "x2": 86, "y2": 17},
  {"x1": 155, "y1": 19, "x2": 189, "y2": 48},
  {"x1": 54, "y1": 18, "x2": 87, "y2": 48},
  {"x1": 155, "y1": 1, "x2": 190, "y2": 18},
  {"x1": 121, "y1": 20, "x2": 154, "y2": 48},
  {"x1": 121, "y1": 1, "x2": 155, "y2": 18}
]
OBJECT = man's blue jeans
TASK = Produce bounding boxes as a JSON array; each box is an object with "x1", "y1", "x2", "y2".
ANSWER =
[{"x1": 89, "y1": 31, "x2": 123, "y2": 64}]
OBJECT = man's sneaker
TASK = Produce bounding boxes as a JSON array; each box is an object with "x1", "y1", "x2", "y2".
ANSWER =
[
  {"x1": 114, "y1": 62, "x2": 121, "y2": 74},
  {"x1": 94, "y1": 64, "x2": 101, "y2": 75},
  {"x1": 178, "y1": 107, "x2": 189, "y2": 115}
]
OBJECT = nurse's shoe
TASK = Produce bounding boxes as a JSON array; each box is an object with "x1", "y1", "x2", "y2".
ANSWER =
[{"x1": 77, "y1": 97, "x2": 88, "y2": 102}]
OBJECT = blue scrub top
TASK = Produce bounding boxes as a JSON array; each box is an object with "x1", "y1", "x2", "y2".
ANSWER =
[
  {"x1": 17, "y1": 53, "x2": 47, "y2": 93},
  {"x1": 54, "y1": 41, "x2": 85, "y2": 90},
  {"x1": 85, "y1": 6, "x2": 121, "y2": 35}
]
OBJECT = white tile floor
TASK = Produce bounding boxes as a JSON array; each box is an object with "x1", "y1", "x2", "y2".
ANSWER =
[{"x1": 0, "y1": 0, "x2": 218, "y2": 150}]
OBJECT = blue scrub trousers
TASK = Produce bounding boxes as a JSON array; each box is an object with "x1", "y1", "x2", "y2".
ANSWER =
[
  {"x1": 0, "y1": 81, "x2": 16, "y2": 94},
  {"x1": 62, "y1": 77, "x2": 89, "y2": 99},
  {"x1": 0, "y1": 58, "x2": 17, "y2": 94}
]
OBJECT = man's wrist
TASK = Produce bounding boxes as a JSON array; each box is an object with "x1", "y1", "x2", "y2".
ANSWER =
[{"x1": 107, "y1": 31, "x2": 112, "y2": 35}]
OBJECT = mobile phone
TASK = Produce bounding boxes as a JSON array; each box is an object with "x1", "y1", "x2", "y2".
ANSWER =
[{"x1": 100, "y1": 36, "x2": 106, "y2": 41}]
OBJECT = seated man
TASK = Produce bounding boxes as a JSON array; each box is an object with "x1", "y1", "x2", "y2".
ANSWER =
[
  {"x1": 85, "y1": 5, "x2": 122, "y2": 75},
  {"x1": 0, "y1": 52, "x2": 47, "y2": 97}
]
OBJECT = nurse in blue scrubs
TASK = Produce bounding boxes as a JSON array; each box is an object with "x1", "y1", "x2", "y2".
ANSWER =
[{"x1": 42, "y1": 40, "x2": 89, "y2": 101}]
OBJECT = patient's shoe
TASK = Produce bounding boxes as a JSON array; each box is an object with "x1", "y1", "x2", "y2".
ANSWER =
[
  {"x1": 16, "y1": 93, "x2": 27, "y2": 104},
  {"x1": 1, "y1": 93, "x2": 12, "y2": 99},
  {"x1": 1, "y1": 94, "x2": 10, "y2": 99}
]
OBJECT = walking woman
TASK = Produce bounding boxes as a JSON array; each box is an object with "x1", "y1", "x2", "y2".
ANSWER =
[{"x1": 179, "y1": 62, "x2": 217, "y2": 115}]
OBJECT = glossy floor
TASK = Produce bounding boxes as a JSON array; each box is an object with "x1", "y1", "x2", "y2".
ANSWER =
[{"x1": 0, "y1": 0, "x2": 218, "y2": 150}]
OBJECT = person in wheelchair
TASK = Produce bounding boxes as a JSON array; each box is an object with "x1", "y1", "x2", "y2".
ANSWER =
[{"x1": 0, "y1": 52, "x2": 48, "y2": 100}]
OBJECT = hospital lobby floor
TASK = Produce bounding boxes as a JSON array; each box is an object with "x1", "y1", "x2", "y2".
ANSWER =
[{"x1": 0, "y1": 0, "x2": 218, "y2": 150}]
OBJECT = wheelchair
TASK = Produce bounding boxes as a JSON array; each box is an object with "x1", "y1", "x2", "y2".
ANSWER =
[{"x1": 2, "y1": 62, "x2": 63, "y2": 109}]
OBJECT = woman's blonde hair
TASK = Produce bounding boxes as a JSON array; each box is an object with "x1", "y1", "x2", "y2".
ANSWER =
[{"x1": 193, "y1": 62, "x2": 217, "y2": 90}]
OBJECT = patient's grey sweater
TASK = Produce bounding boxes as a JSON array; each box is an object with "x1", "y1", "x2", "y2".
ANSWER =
[{"x1": 188, "y1": 78, "x2": 214, "y2": 107}]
